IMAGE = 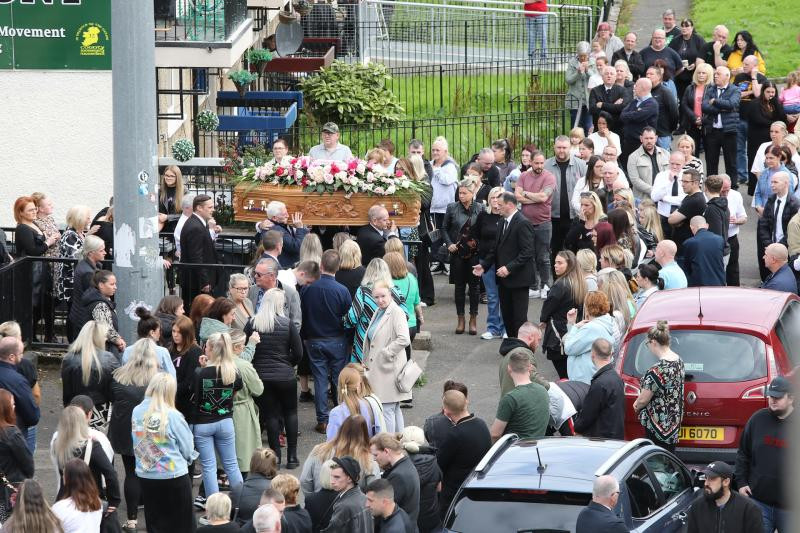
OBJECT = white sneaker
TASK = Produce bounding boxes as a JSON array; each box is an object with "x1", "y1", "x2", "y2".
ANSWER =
[
  {"x1": 480, "y1": 331, "x2": 496, "y2": 340},
  {"x1": 502, "y1": 333, "x2": 508, "y2": 338},
  {"x1": 528, "y1": 288, "x2": 540, "y2": 299},
  {"x1": 540, "y1": 285, "x2": 549, "y2": 299},
  {"x1": 419, "y1": 302, "x2": 427, "y2": 308}
]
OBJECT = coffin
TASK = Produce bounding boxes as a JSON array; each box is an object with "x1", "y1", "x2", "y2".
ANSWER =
[{"x1": 233, "y1": 183, "x2": 421, "y2": 226}]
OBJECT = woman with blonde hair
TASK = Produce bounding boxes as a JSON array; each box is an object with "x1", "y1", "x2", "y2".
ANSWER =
[
  {"x1": 246, "y1": 288, "x2": 302, "y2": 468},
  {"x1": 576, "y1": 248, "x2": 598, "y2": 291},
  {"x1": 300, "y1": 414, "x2": 380, "y2": 496},
  {"x1": 192, "y1": 331, "x2": 244, "y2": 502},
  {"x1": 540, "y1": 250, "x2": 588, "y2": 378},
  {"x1": 565, "y1": 190, "x2": 609, "y2": 253},
  {"x1": 0, "y1": 479, "x2": 64, "y2": 532},
  {"x1": 470, "y1": 186, "x2": 505, "y2": 338},
  {"x1": 299, "y1": 232, "x2": 323, "y2": 264},
  {"x1": 679, "y1": 62, "x2": 713, "y2": 156},
  {"x1": 327, "y1": 366, "x2": 384, "y2": 440},
  {"x1": 108, "y1": 337, "x2": 159, "y2": 531},
  {"x1": 336, "y1": 239, "x2": 366, "y2": 297},
  {"x1": 563, "y1": 291, "x2": 618, "y2": 383},
  {"x1": 55, "y1": 204, "x2": 94, "y2": 305},
  {"x1": 158, "y1": 165, "x2": 185, "y2": 232},
  {"x1": 132, "y1": 372, "x2": 197, "y2": 530},
  {"x1": 271, "y1": 474, "x2": 312, "y2": 531},
  {"x1": 228, "y1": 272, "x2": 254, "y2": 330},
  {"x1": 675, "y1": 134, "x2": 705, "y2": 176},
  {"x1": 237, "y1": 447, "x2": 279, "y2": 524},
  {"x1": 66, "y1": 235, "x2": 106, "y2": 342},
  {"x1": 362, "y1": 280, "x2": 411, "y2": 432},
  {"x1": 614, "y1": 59, "x2": 634, "y2": 89},
  {"x1": 637, "y1": 200, "x2": 663, "y2": 253},
  {"x1": 228, "y1": 329, "x2": 265, "y2": 476},
  {"x1": 50, "y1": 405, "x2": 120, "y2": 512},
  {"x1": 60, "y1": 320, "x2": 119, "y2": 417},
  {"x1": 598, "y1": 267, "x2": 636, "y2": 335}
]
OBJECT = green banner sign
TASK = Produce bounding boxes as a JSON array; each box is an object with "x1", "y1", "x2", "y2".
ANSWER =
[{"x1": 0, "y1": 0, "x2": 111, "y2": 70}]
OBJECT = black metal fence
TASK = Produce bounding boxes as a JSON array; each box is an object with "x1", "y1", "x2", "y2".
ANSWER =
[{"x1": 154, "y1": 0, "x2": 249, "y2": 42}]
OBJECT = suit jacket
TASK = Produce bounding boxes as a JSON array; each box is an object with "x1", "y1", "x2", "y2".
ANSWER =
[
  {"x1": 620, "y1": 97, "x2": 659, "y2": 142},
  {"x1": 651, "y1": 83, "x2": 679, "y2": 137},
  {"x1": 757, "y1": 194, "x2": 800, "y2": 248},
  {"x1": 247, "y1": 281, "x2": 302, "y2": 332},
  {"x1": 575, "y1": 501, "x2": 629, "y2": 533},
  {"x1": 611, "y1": 48, "x2": 645, "y2": 80},
  {"x1": 701, "y1": 84, "x2": 741, "y2": 133},
  {"x1": 762, "y1": 264, "x2": 799, "y2": 294},
  {"x1": 256, "y1": 222, "x2": 309, "y2": 268},
  {"x1": 480, "y1": 211, "x2": 535, "y2": 288},
  {"x1": 180, "y1": 214, "x2": 218, "y2": 292},
  {"x1": 683, "y1": 229, "x2": 725, "y2": 287},
  {"x1": 589, "y1": 84, "x2": 632, "y2": 131},
  {"x1": 356, "y1": 224, "x2": 395, "y2": 266}
]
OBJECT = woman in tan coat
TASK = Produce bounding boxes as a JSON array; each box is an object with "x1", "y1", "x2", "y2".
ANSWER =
[{"x1": 363, "y1": 281, "x2": 411, "y2": 433}]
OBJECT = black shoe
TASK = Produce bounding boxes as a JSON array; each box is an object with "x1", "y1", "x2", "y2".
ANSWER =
[
  {"x1": 286, "y1": 448, "x2": 299, "y2": 469},
  {"x1": 400, "y1": 399, "x2": 413, "y2": 409},
  {"x1": 422, "y1": 300, "x2": 435, "y2": 306},
  {"x1": 299, "y1": 390, "x2": 314, "y2": 402}
]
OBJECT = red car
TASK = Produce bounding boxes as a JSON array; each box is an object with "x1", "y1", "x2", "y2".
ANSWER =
[{"x1": 617, "y1": 287, "x2": 800, "y2": 464}]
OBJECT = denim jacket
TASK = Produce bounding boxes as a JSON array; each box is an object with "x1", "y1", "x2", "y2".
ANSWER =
[{"x1": 131, "y1": 397, "x2": 198, "y2": 479}]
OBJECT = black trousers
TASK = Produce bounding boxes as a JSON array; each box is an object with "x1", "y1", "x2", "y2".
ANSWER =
[
  {"x1": 258, "y1": 379, "x2": 299, "y2": 457},
  {"x1": 704, "y1": 128, "x2": 737, "y2": 176},
  {"x1": 757, "y1": 237, "x2": 769, "y2": 281},
  {"x1": 121, "y1": 454, "x2": 141, "y2": 521},
  {"x1": 451, "y1": 257, "x2": 479, "y2": 316},
  {"x1": 646, "y1": 428, "x2": 677, "y2": 453},
  {"x1": 415, "y1": 243, "x2": 436, "y2": 304},
  {"x1": 550, "y1": 217, "x2": 572, "y2": 267},
  {"x1": 140, "y1": 474, "x2": 196, "y2": 532},
  {"x1": 726, "y1": 234, "x2": 740, "y2": 286},
  {"x1": 498, "y1": 284, "x2": 528, "y2": 338}
]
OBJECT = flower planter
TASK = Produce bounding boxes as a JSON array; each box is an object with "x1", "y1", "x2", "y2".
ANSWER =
[
  {"x1": 233, "y1": 81, "x2": 250, "y2": 98},
  {"x1": 233, "y1": 183, "x2": 421, "y2": 226}
]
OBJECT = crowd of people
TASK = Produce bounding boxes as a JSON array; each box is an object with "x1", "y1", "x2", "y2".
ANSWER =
[{"x1": 0, "y1": 7, "x2": 797, "y2": 533}]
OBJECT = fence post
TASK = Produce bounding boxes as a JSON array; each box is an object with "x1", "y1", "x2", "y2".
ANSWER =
[
  {"x1": 439, "y1": 64, "x2": 444, "y2": 113},
  {"x1": 463, "y1": 20, "x2": 468, "y2": 66}
]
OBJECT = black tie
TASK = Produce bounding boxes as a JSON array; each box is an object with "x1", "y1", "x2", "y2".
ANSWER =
[
  {"x1": 502, "y1": 219, "x2": 509, "y2": 235},
  {"x1": 774, "y1": 199, "x2": 782, "y2": 242},
  {"x1": 670, "y1": 177, "x2": 679, "y2": 213}
]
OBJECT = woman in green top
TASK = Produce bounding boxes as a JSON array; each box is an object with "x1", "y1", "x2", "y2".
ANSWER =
[{"x1": 383, "y1": 251, "x2": 422, "y2": 360}]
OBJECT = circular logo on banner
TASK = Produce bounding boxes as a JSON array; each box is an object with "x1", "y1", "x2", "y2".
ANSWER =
[{"x1": 75, "y1": 23, "x2": 110, "y2": 57}]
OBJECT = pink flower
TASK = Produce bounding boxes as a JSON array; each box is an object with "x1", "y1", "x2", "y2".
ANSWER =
[
  {"x1": 348, "y1": 159, "x2": 358, "y2": 171},
  {"x1": 395, "y1": 169, "x2": 403, "y2": 177}
]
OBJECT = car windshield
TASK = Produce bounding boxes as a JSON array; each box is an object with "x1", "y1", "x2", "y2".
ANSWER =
[
  {"x1": 445, "y1": 488, "x2": 590, "y2": 532},
  {"x1": 623, "y1": 330, "x2": 767, "y2": 382}
]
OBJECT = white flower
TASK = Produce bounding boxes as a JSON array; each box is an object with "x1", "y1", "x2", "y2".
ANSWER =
[
  {"x1": 324, "y1": 173, "x2": 335, "y2": 184},
  {"x1": 366, "y1": 172, "x2": 375, "y2": 183},
  {"x1": 374, "y1": 186, "x2": 385, "y2": 194},
  {"x1": 386, "y1": 184, "x2": 396, "y2": 195},
  {"x1": 263, "y1": 163, "x2": 274, "y2": 176},
  {"x1": 356, "y1": 163, "x2": 366, "y2": 174},
  {"x1": 335, "y1": 171, "x2": 347, "y2": 181},
  {"x1": 295, "y1": 170, "x2": 303, "y2": 180}
]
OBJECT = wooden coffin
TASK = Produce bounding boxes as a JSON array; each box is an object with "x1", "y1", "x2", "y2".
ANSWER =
[{"x1": 233, "y1": 183, "x2": 421, "y2": 226}]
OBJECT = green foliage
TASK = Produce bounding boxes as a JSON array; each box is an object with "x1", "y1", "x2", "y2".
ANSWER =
[
  {"x1": 219, "y1": 141, "x2": 271, "y2": 182},
  {"x1": 196, "y1": 110, "x2": 220, "y2": 132},
  {"x1": 227, "y1": 69, "x2": 259, "y2": 86},
  {"x1": 247, "y1": 48, "x2": 273, "y2": 64},
  {"x1": 171, "y1": 139, "x2": 195, "y2": 162},
  {"x1": 300, "y1": 61, "x2": 404, "y2": 125}
]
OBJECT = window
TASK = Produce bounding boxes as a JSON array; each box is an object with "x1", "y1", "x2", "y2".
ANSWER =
[
  {"x1": 776, "y1": 301, "x2": 800, "y2": 367},
  {"x1": 622, "y1": 330, "x2": 767, "y2": 383},
  {"x1": 625, "y1": 463, "x2": 659, "y2": 518},
  {"x1": 645, "y1": 454, "x2": 690, "y2": 502}
]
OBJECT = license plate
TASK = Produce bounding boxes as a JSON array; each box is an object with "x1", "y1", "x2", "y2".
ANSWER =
[{"x1": 679, "y1": 426, "x2": 724, "y2": 442}]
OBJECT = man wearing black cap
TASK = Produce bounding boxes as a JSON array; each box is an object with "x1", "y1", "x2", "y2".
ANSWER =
[
  {"x1": 322, "y1": 456, "x2": 374, "y2": 533},
  {"x1": 735, "y1": 376, "x2": 793, "y2": 533},
  {"x1": 686, "y1": 460, "x2": 763, "y2": 533},
  {"x1": 308, "y1": 122, "x2": 354, "y2": 162}
]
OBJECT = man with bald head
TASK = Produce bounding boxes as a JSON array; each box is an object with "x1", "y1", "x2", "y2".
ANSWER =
[
  {"x1": 356, "y1": 204, "x2": 398, "y2": 266},
  {"x1": 640, "y1": 28, "x2": 683, "y2": 74},
  {"x1": 761, "y1": 244, "x2": 798, "y2": 294},
  {"x1": 436, "y1": 389, "x2": 491, "y2": 518},
  {"x1": 651, "y1": 151, "x2": 687, "y2": 238},
  {"x1": 655, "y1": 240, "x2": 687, "y2": 289},
  {"x1": 702, "y1": 65, "x2": 741, "y2": 177},
  {"x1": 576, "y1": 475, "x2": 627, "y2": 532},
  {"x1": 589, "y1": 65, "x2": 630, "y2": 134},
  {"x1": 0, "y1": 336, "x2": 40, "y2": 435},
  {"x1": 498, "y1": 322, "x2": 547, "y2": 396},
  {"x1": 620, "y1": 77, "x2": 659, "y2": 171},
  {"x1": 699, "y1": 25, "x2": 732, "y2": 68},
  {"x1": 683, "y1": 215, "x2": 726, "y2": 286},
  {"x1": 757, "y1": 171, "x2": 800, "y2": 280}
]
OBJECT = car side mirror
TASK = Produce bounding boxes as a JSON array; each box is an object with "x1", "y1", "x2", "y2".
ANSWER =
[{"x1": 690, "y1": 469, "x2": 705, "y2": 489}]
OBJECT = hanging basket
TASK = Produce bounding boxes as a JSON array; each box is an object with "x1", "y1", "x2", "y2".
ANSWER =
[
  {"x1": 257, "y1": 60, "x2": 270, "y2": 75},
  {"x1": 293, "y1": 0, "x2": 312, "y2": 16},
  {"x1": 278, "y1": 10, "x2": 298, "y2": 23},
  {"x1": 234, "y1": 81, "x2": 250, "y2": 98}
]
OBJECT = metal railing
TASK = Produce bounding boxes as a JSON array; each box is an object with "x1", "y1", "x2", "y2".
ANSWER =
[{"x1": 154, "y1": 0, "x2": 249, "y2": 42}]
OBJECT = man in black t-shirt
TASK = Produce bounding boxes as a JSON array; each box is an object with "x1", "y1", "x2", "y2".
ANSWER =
[
  {"x1": 698, "y1": 25, "x2": 732, "y2": 68},
  {"x1": 668, "y1": 168, "x2": 707, "y2": 265},
  {"x1": 640, "y1": 29, "x2": 684, "y2": 74}
]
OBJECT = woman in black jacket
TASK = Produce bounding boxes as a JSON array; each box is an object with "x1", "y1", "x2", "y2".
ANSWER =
[
  {"x1": 69, "y1": 270, "x2": 126, "y2": 357},
  {"x1": 679, "y1": 63, "x2": 715, "y2": 155},
  {"x1": 743, "y1": 82, "x2": 788, "y2": 192},
  {"x1": 539, "y1": 250, "x2": 588, "y2": 379},
  {"x1": 668, "y1": 18, "x2": 705, "y2": 101},
  {"x1": 401, "y1": 426, "x2": 442, "y2": 533},
  {"x1": 108, "y1": 338, "x2": 159, "y2": 531},
  {"x1": 441, "y1": 179, "x2": 482, "y2": 335},
  {"x1": 470, "y1": 187, "x2": 505, "y2": 340},
  {"x1": 66, "y1": 235, "x2": 106, "y2": 342},
  {"x1": 245, "y1": 288, "x2": 303, "y2": 468},
  {"x1": 0, "y1": 389, "x2": 34, "y2": 521},
  {"x1": 170, "y1": 315, "x2": 203, "y2": 421}
]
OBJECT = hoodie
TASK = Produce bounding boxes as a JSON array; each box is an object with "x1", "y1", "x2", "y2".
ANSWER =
[
  {"x1": 704, "y1": 195, "x2": 730, "y2": 255},
  {"x1": 498, "y1": 338, "x2": 549, "y2": 396},
  {"x1": 562, "y1": 314, "x2": 616, "y2": 384},
  {"x1": 735, "y1": 408, "x2": 792, "y2": 508},
  {"x1": 408, "y1": 445, "x2": 443, "y2": 533}
]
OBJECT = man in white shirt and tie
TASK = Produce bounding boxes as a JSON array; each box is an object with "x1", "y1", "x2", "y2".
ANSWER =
[
  {"x1": 701, "y1": 66, "x2": 740, "y2": 177},
  {"x1": 650, "y1": 151, "x2": 687, "y2": 239},
  {"x1": 756, "y1": 172, "x2": 800, "y2": 280},
  {"x1": 721, "y1": 175, "x2": 747, "y2": 286}
]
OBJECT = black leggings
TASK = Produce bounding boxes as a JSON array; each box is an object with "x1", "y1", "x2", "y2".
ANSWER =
[
  {"x1": 405, "y1": 325, "x2": 418, "y2": 361},
  {"x1": 451, "y1": 257, "x2": 479, "y2": 315},
  {"x1": 258, "y1": 380, "x2": 298, "y2": 455},
  {"x1": 139, "y1": 474, "x2": 196, "y2": 532},
  {"x1": 645, "y1": 428, "x2": 677, "y2": 453},
  {"x1": 121, "y1": 455, "x2": 141, "y2": 521}
]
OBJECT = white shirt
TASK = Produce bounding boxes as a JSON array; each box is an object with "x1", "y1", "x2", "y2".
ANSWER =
[
  {"x1": 588, "y1": 131, "x2": 621, "y2": 155},
  {"x1": 725, "y1": 189, "x2": 746, "y2": 237},
  {"x1": 52, "y1": 498, "x2": 103, "y2": 533},
  {"x1": 712, "y1": 85, "x2": 728, "y2": 129},
  {"x1": 751, "y1": 141, "x2": 772, "y2": 174},
  {"x1": 173, "y1": 213, "x2": 190, "y2": 259},
  {"x1": 774, "y1": 193, "x2": 788, "y2": 242},
  {"x1": 570, "y1": 177, "x2": 605, "y2": 215},
  {"x1": 650, "y1": 170, "x2": 686, "y2": 217}
]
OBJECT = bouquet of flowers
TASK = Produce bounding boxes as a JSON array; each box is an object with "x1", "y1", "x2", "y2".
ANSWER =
[{"x1": 242, "y1": 156, "x2": 429, "y2": 199}]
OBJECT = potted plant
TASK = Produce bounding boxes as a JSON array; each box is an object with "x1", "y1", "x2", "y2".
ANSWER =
[
  {"x1": 227, "y1": 69, "x2": 259, "y2": 97},
  {"x1": 293, "y1": 0, "x2": 311, "y2": 16},
  {"x1": 247, "y1": 48, "x2": 273, "y2": 75},
  {"x1": 196, "y1": 109, "x2": 220, "y2": 132},
  {"x1": 171, "y1": 139, "x2": 195, "y2": 162}
]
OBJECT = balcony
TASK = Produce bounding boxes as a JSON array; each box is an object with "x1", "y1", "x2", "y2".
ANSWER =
[{"x1": 154, "y1": 0, "x2": 255, "y2": 68}]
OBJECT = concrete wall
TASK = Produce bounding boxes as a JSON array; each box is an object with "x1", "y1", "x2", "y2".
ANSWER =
[{"x1": 0, "y1": 70, "x2": 113, "y2": 227}]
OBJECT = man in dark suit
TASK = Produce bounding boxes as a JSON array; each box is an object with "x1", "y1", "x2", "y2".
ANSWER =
[
  {"x1": 356, "y1": 205, "x2": 398, "y2": 266},
  {"x1": 255, "y1": 200, "x2": 309, "y2": 268},
  {"x1": 573, "y1": 339, "x2": 624, "y2": 440},
  {"x1": 619, "y1": 78, "x2": 659, "y2": 173},
  {"x1": 575, "y1": 475, "x2": 628, "y2": 533},
  {"x1": 180, "y1": 194, "x2": 219, "y2": 298},
  {"x1": 756, "y1": 171, "x2": 800, "y2": 280},
  {"x1": 683, "y1": 216, "x2": 725, "y2": 287},
  {"x1": 589, "y1": 65, "x2": 631, "y2": 135},
  {"x1": 701, "y1": 66, "x2": 740, "y2": 177},
  {"x1": 473, "y1": 192, "x2": 535, "y2": 338}
]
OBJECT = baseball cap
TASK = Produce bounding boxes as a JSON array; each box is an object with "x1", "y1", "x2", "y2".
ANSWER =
[
  {"x1": 322, "y1": 122, "x2": 339, "y2": 133},
  {"x1": 767, "y1": 376, "x2": 792, "y2": 398},
  {"x1": 702, "y1": 461, "x2": 734, "y2": 479},
  {"x1": 332, "y1": 455, "x2": 361, "y2": 483}
]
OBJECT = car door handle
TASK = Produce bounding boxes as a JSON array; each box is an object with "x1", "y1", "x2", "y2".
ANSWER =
[{"x1": 672, "y1": 511, "x2": 687, "y2": 524}]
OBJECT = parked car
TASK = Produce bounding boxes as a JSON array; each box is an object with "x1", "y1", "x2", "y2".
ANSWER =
[
  {"x1": 443, "y1": 436, "x2": 698, "y2": 532},
  {"x1": 617, "y1": 287, "x2": 800, "y2": 464}
]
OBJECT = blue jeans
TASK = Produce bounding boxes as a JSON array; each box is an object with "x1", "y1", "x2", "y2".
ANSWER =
[
  {"x1": 657, "y1": 136, "x2": 673, "y2": 151},
  {"x1": 526, "y1": 16, "x2": 547, "y2": 59},
  {"x1": 737, "y1": 120, "x2": 749, "y2": 183},
  {"x1": 753, "y1": 498, "x2": 788, "y2": 533},
  {"x1": 481, "y1": 269, "x2": 505, "y2": 336},
  {"x1": 306, "y1": 337, "x2": 348, "y2": 423},
  {"x1": 193, "y1": 418, "x2": 243, "y2": 503},
  {"x1": 24, "y1": 425, "x2": 36, "y2": 453},
  {"x1": 532, "y1": 221, "x2": 553, "y2": 289}
]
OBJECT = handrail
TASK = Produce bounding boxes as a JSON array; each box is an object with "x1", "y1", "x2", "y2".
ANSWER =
[
  {"x1": 474, "y1": 433, "x2": 517, "y2": 474},
  {"x1": 594, "y1": 438, "x2": 652, "y2": 477},
  {"x1": 364, "y1": 0, "x2": 559, "y2": 15}
]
